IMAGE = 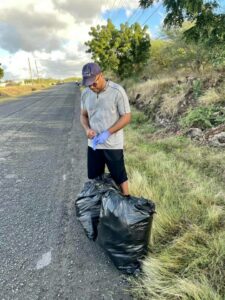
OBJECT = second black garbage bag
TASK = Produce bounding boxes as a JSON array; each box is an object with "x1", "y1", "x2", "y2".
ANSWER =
[
  {"x1": 75, "y1": 174, "x2": 118, "y2": 240},
  {"x1": 97, "y1": 189, "x2": 155, "y2": 274}
]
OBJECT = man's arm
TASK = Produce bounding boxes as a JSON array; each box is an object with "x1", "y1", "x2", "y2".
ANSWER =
[
  {"x1": 80, "y1": 109, "x2": 96, "y2": 139},
  {"x1": 108, "y1": 113, "x2": 131, "y2": 134}
]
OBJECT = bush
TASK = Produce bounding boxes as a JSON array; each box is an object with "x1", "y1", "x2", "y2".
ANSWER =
[{"x1": 180, "y1": 106, "x2": 225, "y2": 129}]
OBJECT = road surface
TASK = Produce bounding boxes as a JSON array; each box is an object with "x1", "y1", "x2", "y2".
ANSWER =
[{"x1": 0, "y1": 84, "x2": 132, "y2": 300}]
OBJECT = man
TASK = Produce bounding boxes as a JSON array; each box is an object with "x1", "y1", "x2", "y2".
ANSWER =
[{"x1": 80, "y1": 62, "x2": 131, "y2": 196}]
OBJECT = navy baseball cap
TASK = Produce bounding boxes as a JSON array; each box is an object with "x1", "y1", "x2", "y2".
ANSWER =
[{"x1": 82, "y1": 62, "x2": 101, "y2": 86}]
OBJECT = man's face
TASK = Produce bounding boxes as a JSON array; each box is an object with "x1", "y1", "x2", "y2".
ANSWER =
[{"x1": 89, "y1": 73, "x2": 102, "y2": 93}]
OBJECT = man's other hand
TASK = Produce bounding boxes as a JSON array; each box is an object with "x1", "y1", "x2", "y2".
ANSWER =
[{"x1": 86, "y1": 128, "x2": 97, "y2": 139}]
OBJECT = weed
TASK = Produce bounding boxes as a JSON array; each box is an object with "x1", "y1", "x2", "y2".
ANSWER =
[
  {"x1": 192, "y1": 79, "x2": 202, "y2": 99},
  {"x1": 180, "y1": 106, "x2": 225, "y2": 130}
]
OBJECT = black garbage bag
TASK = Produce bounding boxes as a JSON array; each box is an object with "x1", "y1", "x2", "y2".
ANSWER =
[
  {"x1": 75, "y1": 174, "x2": 118, "y2": 240},
  {"x1": 97, "y1": 189, "x2": 155, "y2": 274}
]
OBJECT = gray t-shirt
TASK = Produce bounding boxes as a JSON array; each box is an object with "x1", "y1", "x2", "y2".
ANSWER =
[{"x1": 81, "y1": 80, "x2": 130, "y2": 149}]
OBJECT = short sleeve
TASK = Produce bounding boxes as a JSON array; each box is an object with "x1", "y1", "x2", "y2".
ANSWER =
[
  {"x1": 81, "y1": 90, "x2": 86, "y2": 111},
  {"x1": 116, "y1": 86, "x2": 131, "y2": 115}
]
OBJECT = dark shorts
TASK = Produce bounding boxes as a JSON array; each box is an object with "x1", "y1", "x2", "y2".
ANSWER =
[{"x1": 87, "y1": 146, "x2": 128, "y2": 185}]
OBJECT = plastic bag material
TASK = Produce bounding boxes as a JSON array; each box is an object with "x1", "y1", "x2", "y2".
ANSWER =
[
  {"x1": 97, "y1": 189, "x2": 155, "y2": 274},
  {"x1": 75, "y1": 174, "x2": 119, "y2": 240}
]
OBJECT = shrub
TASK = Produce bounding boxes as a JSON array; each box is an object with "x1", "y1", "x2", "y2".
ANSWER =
[{"x1": 180, "y1": 106, "x2": 225, "y2": 129}]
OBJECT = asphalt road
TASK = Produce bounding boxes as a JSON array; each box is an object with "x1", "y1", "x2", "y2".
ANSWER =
[{"x1": 0, "y1": 83, "x2": 132, "y2": 300}]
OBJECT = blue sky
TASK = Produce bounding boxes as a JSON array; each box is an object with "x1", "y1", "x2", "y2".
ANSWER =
[{"x1": 103, "y1": 3, "x2": 165, "y2": 38}]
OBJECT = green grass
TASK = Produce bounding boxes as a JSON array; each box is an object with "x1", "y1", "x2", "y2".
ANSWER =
[{"x1": 126, "y1": 108, "x2": 225, "y2": 300}]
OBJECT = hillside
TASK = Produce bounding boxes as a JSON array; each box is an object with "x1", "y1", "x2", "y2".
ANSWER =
[{"x1": 125, "y1": 68, "x2": 225, "y2": 148}]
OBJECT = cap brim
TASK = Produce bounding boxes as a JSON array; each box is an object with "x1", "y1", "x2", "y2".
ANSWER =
[{"x1": 82, "y1": 76, "x2": 96, "y2": 87}]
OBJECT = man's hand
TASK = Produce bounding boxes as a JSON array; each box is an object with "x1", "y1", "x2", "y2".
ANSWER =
[
  {"x1": 86, "y1": 128, "x2": 97, "y2": 139},
  {"x1": 92, "y1": 130, "x2": 111, "y2": 150},
  {"x1": 95, "y1": 130, "x2": 111, "y2": 144}
]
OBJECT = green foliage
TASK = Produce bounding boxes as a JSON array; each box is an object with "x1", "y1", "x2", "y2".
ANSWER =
[
  {"x1": 0, "y1": 63, "x2": 4, "y2": 80},
  {"x1": 85, "y1": 20, "x2": 118, "y2": 73},
  {"x1": 180, "y1": 106, "x2": 225, "y2": 129},
  {"x1": 144, "y1": 24, "x2": 211, "y2": 77},
  {"x1": 147, "y1": 39, "x2": 170, "y2": 74},
  {"x1": 192, "y1": 79, "x2": 202, "y2": 99},
  {"x1": 208, "y1": 46, "x2": 225, "y2": 68},
  {"x1": 131, "y1": 109, "x2": 149, "y2": 126},
  {"x1": 127, "y1": 108, "x2": 157, "y2": 136},
  {"x1": 162, "y1": 24, "x2": 210, "y2": 71},
  {"x1": 139, "y1": 0, "x2": 225, "y2": 45},
  {"x1": 85, "y1": 20, "x2": 151, "y2": 79},
  {"x1": 184, "y1": 7, "x2": 225, "y2": 45}
]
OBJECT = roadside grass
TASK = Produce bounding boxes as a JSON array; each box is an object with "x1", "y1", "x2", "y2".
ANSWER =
[
  {"x1": 125, "y1": 108, "x2": 225, "y2": 300},
  {"x1": 199, "y1": 88, "x2": 223, "y2": 106},
  {"x1": 126, "y1": 75, "x2": 190, "y2": 121},
  {"x1": 128, "y1": 77, "x2": 178, "y2": 102},
  {"x1": 0, "y1": 83, "x2": 53, "y2": 104}
]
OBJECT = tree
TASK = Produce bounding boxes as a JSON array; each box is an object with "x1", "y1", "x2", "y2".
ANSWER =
[
  {"x1": 0, "y1": 63, "x2": 4, "y2": 80},
  {"x1": 139, "y1": 0, "x2": 225, "y2": 44},
  {"x1": 158, "y1": 24, "x2": 210, "y2": 72},
  {"x1": 85, "y1": 20, "x2": 151, "y2": 79},
  {"x1": 85, "y1": 20, "x2": 119, "y2": 73}
]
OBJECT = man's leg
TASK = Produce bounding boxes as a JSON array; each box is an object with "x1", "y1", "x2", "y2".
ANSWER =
[
  {"x1": 104, "y1": 150, "x2": 129, "y2": 196},
  {"x1": 120, "y1": 180, "x2": 129, "y2": 196},
  {"x1": 87, "y1": 147, "x2": 105, "y2": 179}
]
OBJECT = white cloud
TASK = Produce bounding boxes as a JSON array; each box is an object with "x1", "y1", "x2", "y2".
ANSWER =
[
  {"x1": 0, "y1": 9, "x2": 67, "y2": 53},
  {"x1": 0, "y1": 0, "x2": 144, "y2": 80}
]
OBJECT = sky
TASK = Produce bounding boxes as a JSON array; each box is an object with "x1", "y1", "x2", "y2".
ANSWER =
[
  {"x1": 0, "y1": 0, "x2": 166, "y2": 80},
  {"x1": 0, "y1": 0, "x2": 224, "y2": 81}
]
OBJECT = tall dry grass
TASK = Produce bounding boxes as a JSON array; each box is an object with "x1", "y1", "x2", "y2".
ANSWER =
[
  {"x1": 0, "y1": 83, "x2": 53, "y2": 104},
  {"x1": 199, "y1": 85, "x2": 225, "y2": 106},
  {"x1": 128, "y1": 77, "x2": 177, "y2": 102},
  {"x1": 125, "y1": 108, "x2": 225, "y2": 300}
]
